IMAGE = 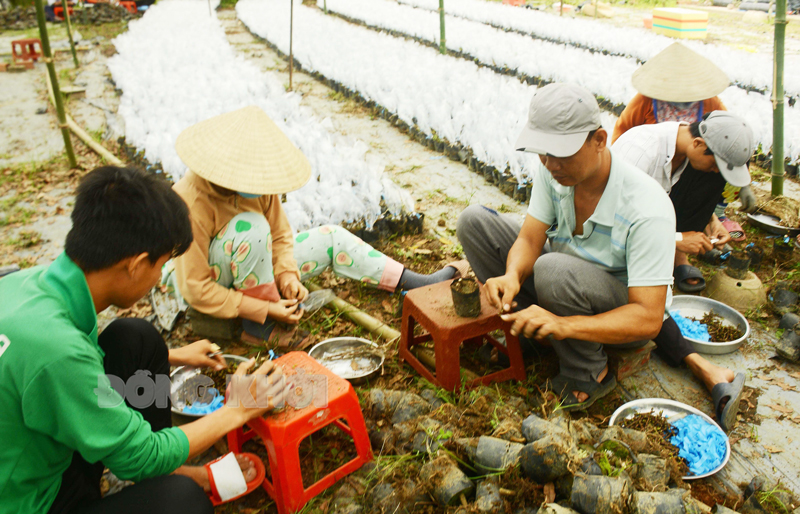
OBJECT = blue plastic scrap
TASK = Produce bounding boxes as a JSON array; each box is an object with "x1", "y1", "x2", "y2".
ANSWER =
[
  {"x1": 670, "y1": 310, "x2": 711, "y2": 342},
  {"x1": 670, "y1": 414, "x2": 727, "y2": 475},
  {"x1": 182, "y1": 388, "x2": 224, "y2": 415}
]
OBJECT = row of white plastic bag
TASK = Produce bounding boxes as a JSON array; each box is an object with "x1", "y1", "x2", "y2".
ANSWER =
[{"x1": 107, "y1": 0, "x2": 413, "y2": 231}]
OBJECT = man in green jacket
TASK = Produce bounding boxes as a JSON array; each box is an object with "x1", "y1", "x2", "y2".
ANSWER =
[{"x1": 0, "y1": 166, "x2": 289, "y2": 514}]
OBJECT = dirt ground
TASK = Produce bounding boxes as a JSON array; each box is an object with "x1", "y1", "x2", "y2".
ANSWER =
[{"x1": 2, "y1": 2, "x2": 800, "y2": 513}]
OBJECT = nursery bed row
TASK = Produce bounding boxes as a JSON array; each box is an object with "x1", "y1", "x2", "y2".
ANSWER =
[
  {"x1": 236, "y1": 0, "x2": 626, "y2": 188},
  {"x1": 319, "y1": 0, "x2": 800, "y2": 164},
  {"x1": 107, "y1": 0, "x2": 414, "y2": 232},
  {"x1": 397, "y1": 0, "x2": 800, "y2": 100}
]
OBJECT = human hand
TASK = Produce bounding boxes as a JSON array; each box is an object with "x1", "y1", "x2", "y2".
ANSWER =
[
  {"x1": 706, "y1": 221, "x2": 731, "y2": 246},
  {"x1": 485, "y1": 274, "x2": 521, "y2": 313},
  {"x1": 277, "y1": 272, "x2": 308, "y2": 303},
  {"x1": 737, "y1": 184, "x2": 757, "y2": 213},
  {"x1": 268, "y1": 298, "x2": 303, "y2": 324},
  {"x1": 500, "y1": 305, "x2": 570, "y2": 340},
  {"x1": 676, "y1": 232, "x2": 714, "y2": 255},
  {"x1": 169, "y1": 340, "x2": 226, "y2": 370},
  {"x1": 224, "y1": 359, "x2": 290, "y2": 422}
]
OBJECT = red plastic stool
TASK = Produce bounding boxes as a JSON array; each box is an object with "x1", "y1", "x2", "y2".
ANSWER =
[
  {"x1": 53, "y1": 5, "x2": 74, "y2": 20},
  {"x1": 119, "y1": 1, "x2": 138, "y2": 14},
  {"x1": 226, "y1": 352, "x2": 373, "y2": 514},
  {"x1": 399, "y1": 279, "x2": 526, "y2": 391},
  {"x1": 11, "y1": 39, "x2": 42, "y2": 66}
]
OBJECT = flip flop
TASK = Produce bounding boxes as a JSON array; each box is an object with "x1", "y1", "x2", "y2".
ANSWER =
[
  {"x1": 711, "y1": 372, "x2": 745, "y2": 432},
  {"x1": 549, "y1": 373, "x2": 618, "y2": 412},
  {"x1": 673, "y1": 265, "x2": 706, "y2": 293},
  {"x1": 205, "y1": 452, "x2": 266, "y2": 506},
  {"x1": 720, "y1": 218, "x2": 746, "y2": 242}
]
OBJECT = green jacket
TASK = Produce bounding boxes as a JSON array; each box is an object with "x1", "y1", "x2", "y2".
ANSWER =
[{"x1": 0, "y1": 253, "x2": 190, "y2": 514}]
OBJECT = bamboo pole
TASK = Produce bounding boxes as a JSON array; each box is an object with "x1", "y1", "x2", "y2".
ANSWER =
[
  {"x1": 34, "y1": 0, "x2": 77, "y2": 168},
  {"x1": 307, "y1": 283, "x2": 401, "y2": 341},
  {"x1": 44, "y1": 73, "x2": 124, "y2": 166},
  {"x1": 438, "y1": 0, "x2": 446, "y2": 54},
  {"x1": 61, "y1": 1, "x2": 79, "y2": 68},
  {"x1": 324, "y1": 0, "x2": 327, "y2": 14},
  {"x1": 771, "y1": 0, "x2": 787, "y2": 196},
  {"x1": 288, "y1": 0, "x2": 294, "y2": 91},
  {"x1": 560, "y1": 0, "x2": 564, "y2": 16}
]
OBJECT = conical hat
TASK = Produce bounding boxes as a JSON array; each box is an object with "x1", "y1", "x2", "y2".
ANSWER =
[
  {"x1": 175, "y1": 106, "x2": 311, "y2": 195},
  {"x1": 632, "y1": 43, "x2": 730, "y2": 102}
]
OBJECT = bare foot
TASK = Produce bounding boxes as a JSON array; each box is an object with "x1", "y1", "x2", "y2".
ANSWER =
[
  {"x1": 684, "y1": 353, "x2": 735, "y2": 393},
  {"x1": 572, "y1": 365, "x2": 608, "y2": 403},
  {"x1": 174, "y1": 455, "x2": 257, "y2": 491}
]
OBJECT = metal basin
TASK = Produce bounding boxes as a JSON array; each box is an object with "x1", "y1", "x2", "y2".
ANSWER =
[
  {"x1": 670, "y1": 295, "x2": 749, "y2": 354},
  {"x1": 308, "y1": 337, "x2": 384, "y2": 384},
  {"x1": 609, "y1": 398, "x2": 730, "y2": 480},
  {"x1": 747, "y1": 211, "x2": 800, "y2": 236},
  {"x1": 170, "y1": 354, "x2": 249, "y2": 418}
]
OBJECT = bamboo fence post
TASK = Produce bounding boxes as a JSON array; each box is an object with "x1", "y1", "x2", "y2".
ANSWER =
[
  {"x1": 34, "y1": 0, "x2": 77, "y2": 168},
  {"x1": 61, "y1": 0, "x2": 79, "y2": 67},
  {"x1": 772, "y1": 0, "x2": 787, "y2": 196},
  {"x1": 288, "y1": 0, "x2": 294, "y2": 91},
  {"x1": 438, "y1": 0, "x2": 446, "y2": 54}
]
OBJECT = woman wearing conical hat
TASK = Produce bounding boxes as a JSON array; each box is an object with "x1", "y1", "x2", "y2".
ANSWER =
[
  {"x1": 165, "y1": 106, "x2": 467, "y2": 342},
  {"x1": 612, "y1": 43, "x2": 756, "y2": 245}
]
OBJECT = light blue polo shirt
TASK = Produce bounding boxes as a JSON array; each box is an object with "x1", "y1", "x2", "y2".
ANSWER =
[{"x1": 527, "y1": 149, "x2": 676, "y2": 308}]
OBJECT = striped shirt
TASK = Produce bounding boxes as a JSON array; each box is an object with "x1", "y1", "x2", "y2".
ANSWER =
[{"x1": 527, "y1": 149, "x2": 676, "y2": 304}]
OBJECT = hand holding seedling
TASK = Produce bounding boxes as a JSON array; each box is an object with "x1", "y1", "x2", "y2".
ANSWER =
[
  {"x1": 224, "y1": 358, "x2": 289, "y2": 422},
  {"x1": 485, "y1": 273, "x2": 520, "y2": 313},
  {"x1": 267, "y1": 298, "x2": 304, "y2": 324},
  {"x1": 501, "y1": 304, "x2": 567, "y2": 340},
  {"x1": 169, "y1": 340, "x2": 226, "y2": 370},
  {"x1": 277, "y1": 272, "x2": 309, "y2": 303}
]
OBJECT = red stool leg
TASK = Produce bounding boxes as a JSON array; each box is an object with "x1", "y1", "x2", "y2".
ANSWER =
[{"x1": 433, "y1": 332, "x2": 460, "y2": 391}]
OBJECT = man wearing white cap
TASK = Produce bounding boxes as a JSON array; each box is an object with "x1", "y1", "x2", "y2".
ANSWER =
[
  {"x1": 613, "y1": 111, "x2": 754, "y2": 294},
  {"x1": 457, "y1": 83, "x2": 676, "y2": 410}
]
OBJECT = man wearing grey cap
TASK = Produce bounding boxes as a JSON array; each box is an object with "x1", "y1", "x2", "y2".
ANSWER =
[
  {"x1": 457, "y1": 83, "x2": 676, "y2": 411},
  {"x1": 612, "y1": 111, "x2": 754, "y2": 294},
  {"x1": 610, "y1": 111, "x2": 750, "y2": 431}
]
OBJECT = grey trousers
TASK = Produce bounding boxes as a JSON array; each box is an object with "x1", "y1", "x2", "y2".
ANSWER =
[{"x1": 456, "y1": 205, "x2": 648, "y2": 383}]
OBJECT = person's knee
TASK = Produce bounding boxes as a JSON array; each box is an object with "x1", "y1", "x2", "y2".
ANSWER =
[
  {"x1": 150, "y1": 475, "x2": 213, "y2": 514},
  {"x1": 171, "y1": 476, "x2": 213, "y2": 514},
  {"x1": 533, "y1": 253, "x2": 568, "y2": 296},
  {"x1": 456, "y1": 205, "x2": 496, "y2": 251},
  {"x1": 231, "y1": 212, "x2": 271, "y2": 235},
  {"x1": 101, "y1": 318, "x2": 165, "y2": 355},
  {"x1": 100, "y1": 318, "x2": 168, "y2": 372}
]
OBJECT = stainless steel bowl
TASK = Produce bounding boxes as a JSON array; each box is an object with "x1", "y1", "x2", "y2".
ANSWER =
[
  {"x1": 308, "y1": 337, "x2": 384, "y2": 384},
  {"x1": 609, "y1": 398, "x2": 730, "y2": 480},
  {"x1": 670, "y1": 295, "x2": 749, "y2": 354},
  {"x1": 746, "y1": 211, "x2": 800, "y2": 236},
  {"x1": 170, "y1": 354, "x2": 249, "y2": 418}
]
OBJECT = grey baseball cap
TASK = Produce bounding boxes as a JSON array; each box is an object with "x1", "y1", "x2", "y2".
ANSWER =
[
  {"x1": 515, "y1": 83, "x2": 602, "y2": 158},
  {"x1": 699, "y1": 111, "x2": 753, "y2": 188}
]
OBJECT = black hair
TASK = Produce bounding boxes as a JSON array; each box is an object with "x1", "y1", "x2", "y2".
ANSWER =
[
  {"x1": 65, "y1": 166, "x2": 193, "y2": 272},
  {"x1": 688, "y1": 113, "x2": 715, "y2": 156}
]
